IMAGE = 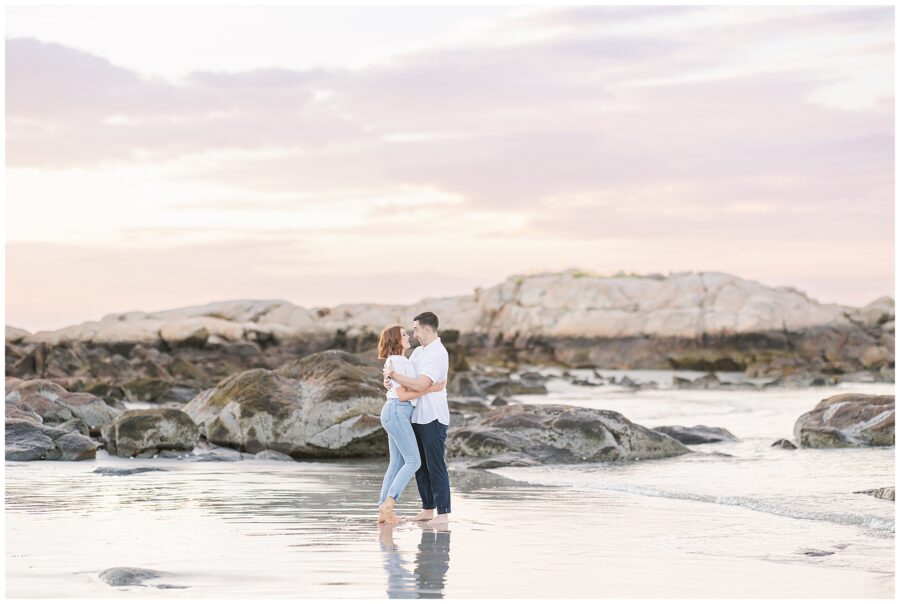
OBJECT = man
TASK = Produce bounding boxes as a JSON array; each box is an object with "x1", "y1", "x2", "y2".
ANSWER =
[{"x1": 384, "y1": 311, "x2": 451, "y2": 525}]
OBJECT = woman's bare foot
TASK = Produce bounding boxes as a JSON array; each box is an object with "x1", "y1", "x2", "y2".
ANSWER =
[
  {"x1": 378, "y1": 522, "x2": 396, "y2": 546},
  {"x1": 384, "y1": 512, "x2": 405, "y2": 524},
  {"x1": 412, "y1": 509, "x2": 435, "y2": 522},
  {"x1": 426, "y1": 513, "x2": 450, "y2": 526},
  {"x1": 378, "y1": 497, "x2": 398, "y2": 523}
]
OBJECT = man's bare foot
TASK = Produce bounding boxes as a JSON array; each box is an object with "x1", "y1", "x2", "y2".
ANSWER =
[
  {"x1": 412, "y1": 509, "x2": 435, "y2": 522},
  {"x1": 426, "y1": 513, "x2": 450, "y2": 526}
]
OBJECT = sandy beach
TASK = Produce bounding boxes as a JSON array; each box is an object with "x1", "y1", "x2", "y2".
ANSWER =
[{"x1": 5, "y1": 453, "x2": 893, "y2": 598}]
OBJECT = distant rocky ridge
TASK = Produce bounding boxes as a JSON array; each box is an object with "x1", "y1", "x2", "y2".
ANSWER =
[{"x1": 6, "y1": 271, "x2": 894, "y2": 402}]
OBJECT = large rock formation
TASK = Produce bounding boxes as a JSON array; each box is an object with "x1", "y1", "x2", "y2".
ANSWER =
[
  {"x1": 182, "y1": 350, "x2": 387, "y2": 458},
  {"x1": 447, "y1": 403, "x2": 690, "y2": 466},
  {"x1": 4, "y1": 378, "x2": 117, "y2": 461},
  {"x1": 6, "y1": 271, "x2": 894, "y2": 398},
  {"x1": 101, "y1": 408, "x2": 200, "y2": 458},
  {"x1": 6, "y1": 419, "x2": 97, "y2": 461},
  {"x1": 794, "y1": 394, "x2": 894, "y2": 448},
  {"x1": 6, "y1": 378, "x2": 120, "y2": 436}
]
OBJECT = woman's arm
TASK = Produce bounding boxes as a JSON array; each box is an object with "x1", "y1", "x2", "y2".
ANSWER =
[
  {"x1": 395, "y1": 385, "x2": 419, "y2": 402},
  {"x1": 387, "y1": 371, "x2": 433, "y2": 392}
]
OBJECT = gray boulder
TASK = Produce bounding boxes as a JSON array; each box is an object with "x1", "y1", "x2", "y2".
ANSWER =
[
  {"x1": 448, "y1": 374, "x2": 486, "y2": 398},
  {"x1": 652, "y1": 425, "x2": 738, "y2": 444},
  {"x1": 99, "y1": 567, "x2": 165, "y2": 587},
  {"x1": 448, "y1": 372, "x2": 548, "y2": 398},
  {"x1": 6, "y1": 378, "x2": 120, "y2": 435},
  {"x1": 182, "y1": 350, "x2": 387, "y2": 457},
  {"x1": 771, "y1": 438, "x2": 798, "y2": 450},
  {"x1": 468, "y1": 452, "x2": 542, "y2": 469},
  {"x1": 5, "y1": 419, "x2": 97, "y2": 461},
  {"x1": 255, "y1": 449, "x2": 294, "y2": 461},
  {"x1": 193, "y1": 448, "x2": 246, "y2": 462},
  {"x1": 853, "y1": 487, "x2": 895, "y2": 501},
  {"x1": 6, "y1": 401, "x2": 42, "y2": 423},
  {"x1": 93, "y1": 467, "x2": 170, "y2": 476},
  {"x1": 101, "y1": 408, "x2": 199, "y2": 458},
  {"x1": 794, "y1": 394, "x2": 894, "y2": 448},
  {"x1": 673, "y1": 373, "x2": 723, "y2": 389},
  {"x1": 55, "y1": 417, "x2": 92, "y2": 436},
  {"x1": 448, "y1": 404, "x2": 689, "y2": 466}
]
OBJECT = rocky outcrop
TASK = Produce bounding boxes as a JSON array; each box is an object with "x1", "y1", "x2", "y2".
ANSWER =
[
  {"x1": 99, "y1": 567, "x2": 162, "y2": 586},
  {"x1": 853, "y1": 487, "x2": 895, "y2": 501},
  {"x1": 6, "y1": 272, "x2": 894, "y2": 393},
  {"x1": 98, "y1": 567, "x2": 184, "y2": 589},
  {"x1": 101, "y1": 408, "x2": 200, "y2": 458},
  {"x1": 771, "y1": 438, "x2": 797, "y2": 450},
  {"x1": 794, "y1": 394, "x2": 894, "y2": 448},
  {"x1": 182, "y1": 350, "x2": 387, "y2": 458},
  {"x1": 4, "y1": 378, "x2": 112, "y2": 461},
  {"x1": 6, "y1": 378, "x2": 120, "y2": 435},
  {"x1": 448, "y1": 403, "x2": 689, "y2": 467},
  {"x1": 447, "y1": 372, "x2": 548, "y2": 398},
  {"x1": 652, "y1": 425, "x2": 738, "y2": 444},
  {"x1": 254, "y1": 450, "x2": 294, "y2": 461},
  {"x1": 5, "y1": 419, "x2": 97, "y2": 461}
]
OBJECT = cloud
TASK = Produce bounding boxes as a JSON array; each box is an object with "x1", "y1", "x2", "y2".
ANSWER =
[
  {"x1": 5, "y1": 6, "x2": 893, "y2": 321},
  {"x1": 6, "y1": 38, "x2": 360, "y2": 167}
]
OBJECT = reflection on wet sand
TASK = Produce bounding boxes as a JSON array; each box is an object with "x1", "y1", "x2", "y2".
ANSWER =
[{"x1": 379, "y1": 524, "x2": 451, "y2": 599}]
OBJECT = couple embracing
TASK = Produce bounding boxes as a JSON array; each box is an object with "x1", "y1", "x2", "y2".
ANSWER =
[{"x1": 376, "y1": 311, "x2": 451, "y2": 526}]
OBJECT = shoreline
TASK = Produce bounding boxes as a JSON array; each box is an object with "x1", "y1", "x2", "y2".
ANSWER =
[{"x1": 5, "y1": 457, "x2": 894, "y2": 598}]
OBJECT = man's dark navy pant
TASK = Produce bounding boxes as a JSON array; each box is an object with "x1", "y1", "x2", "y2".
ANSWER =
[{"x1": 411, "y1": 420, "x2": 451, "y2": 514}]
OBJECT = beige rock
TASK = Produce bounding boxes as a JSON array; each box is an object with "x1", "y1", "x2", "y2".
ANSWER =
[
  {"x1": 5, "y1": 325, "x2": 31, "y2": 343},
  {"x1": 159, "y1": 321, "x2": 210, "y2": 347},
  {"x1": 848, "y1": 296, "x2": 895, "y2": 328},
  {"x1": 861, "y1": 346, "x2": 893, "y2": 370},
  {"x1": 17, "y1": 270, "x2": 887, "y2": 347}
]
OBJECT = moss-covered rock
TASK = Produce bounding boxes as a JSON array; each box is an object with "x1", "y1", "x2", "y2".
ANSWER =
[
  {"x1": 167, "y1": 358, "x2": 207, "y2": 382},
  {"x1": 122, "y1": 377, "x2": 175, "y2": 402},
  {"x1": 85, "y1": 381, "x2": 127, "y2": 406},
  {"x1": 101, "y1": 408, "x2": 199, "y2": 457},
  {"x1": 448, "y1": 404, "x2": 689, "y2": 466},
  {"x1": 182, "y1": 350, "x2": 386, "y2": 457}
]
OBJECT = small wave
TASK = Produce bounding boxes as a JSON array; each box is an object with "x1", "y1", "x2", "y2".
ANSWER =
[{"x1": 492, "y1": 472, "x2": 895, "y2": 533}]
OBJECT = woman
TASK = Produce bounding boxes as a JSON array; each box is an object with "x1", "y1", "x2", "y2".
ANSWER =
[{"x1": 377, "y1": 324, "x2": 445, "y2": 524}]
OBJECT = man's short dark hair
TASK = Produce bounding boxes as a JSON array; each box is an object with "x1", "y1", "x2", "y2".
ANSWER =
[{"x1": 413, "y1": 311, "x2": 439, "y2": 331}]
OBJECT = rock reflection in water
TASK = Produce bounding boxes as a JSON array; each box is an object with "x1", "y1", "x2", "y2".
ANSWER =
[{"x1": 379, "y1": 524, "x2": 451, "y2": 599}]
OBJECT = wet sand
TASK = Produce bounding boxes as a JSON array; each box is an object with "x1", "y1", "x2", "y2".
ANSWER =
[{"x1": 5, "y1": 455, "x2": 893, "y2": 598}]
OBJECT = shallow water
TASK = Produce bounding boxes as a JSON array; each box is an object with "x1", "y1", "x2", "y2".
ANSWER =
[
  {"x1": 5, "y1": 375, "x2": 896, "y2": 598},
  {"x1": 503, "y1": 378, "x2": 896, "y2": 574}
]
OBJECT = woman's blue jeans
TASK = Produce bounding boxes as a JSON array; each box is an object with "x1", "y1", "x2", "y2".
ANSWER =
[{"x1": 379, "y1": 398, "x2": 421, "y2": 506}]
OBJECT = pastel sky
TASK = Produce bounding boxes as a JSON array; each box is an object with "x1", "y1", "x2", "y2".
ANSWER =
[{"x1": 5, "y1": 5, "x2": 895, "y2": 332}]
